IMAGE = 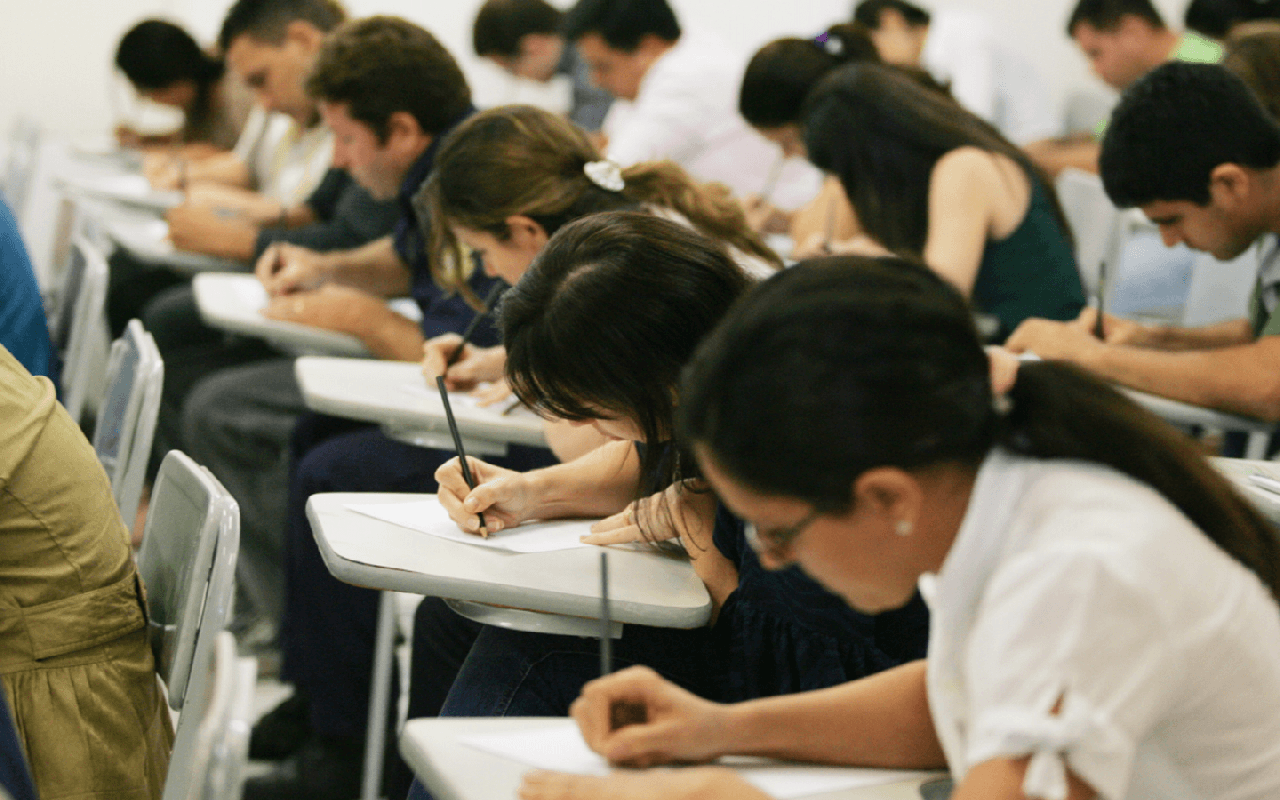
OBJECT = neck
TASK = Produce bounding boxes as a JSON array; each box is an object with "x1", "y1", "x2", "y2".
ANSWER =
[
  {"x1": 1257, "y1": 168, "x2": 1280, "y2": 238},
  {"x1": 1156, "y1": 27, "x2": 1183, "y2": 65},
  {"x1": 915, "y1": 462, "x2": 979, "y2": 575}
]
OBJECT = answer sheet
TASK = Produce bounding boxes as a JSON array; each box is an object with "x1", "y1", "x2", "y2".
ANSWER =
[
  {"x1": 345, "y1": 497, "x2": 596, "y2": 553},
  {"x1": 457, "y1": 724, "x2": 934, "y2": 799}
]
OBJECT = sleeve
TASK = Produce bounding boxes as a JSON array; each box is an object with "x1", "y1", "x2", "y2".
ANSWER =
[
  {"x1": 254, "y1": 178, "x2": 399, "y2": 258},
  {"x1": 303, "y1": 168, "x2": 349, "y2": 219},
  {"x1": 962, "y1": 546, "x2": 1182, "y2": 800}
]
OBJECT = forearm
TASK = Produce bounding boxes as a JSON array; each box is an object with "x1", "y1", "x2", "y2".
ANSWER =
[
  {"x1": 723, "y1": 661, "x2": 945, "y2": 769},
  {"x1": 1078, "y1": 337, "x2": 1280, "y2": 420},
  {"x1": 355, "y1": 307, "x2": 426, "y2": 361},
  {"x1": 321, "y1": 237, "x2": 412, "y2": 297},
  {"x1": 1129, "y1": 317, "x2": 1252, "y2": 351},
  {"x1": 184, "y1": 152, "x2": 251, "y2": 187},
  {"x1": 195, "y1": 220, "x2": 258, "y2": 262},
  {"x1": 522, "y1": 441, "x2": 641, "y2": 519}
]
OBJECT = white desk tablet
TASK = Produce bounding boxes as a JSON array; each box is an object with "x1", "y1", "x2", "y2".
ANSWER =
[
  {"x1": 399, "y1": 718, "x2": 944, "y2": 800},
  {"x1": 295, "y1": 356, "x2": 548, "y2": 452},
  {"x1": 306, "y1": 492, "x2": 711, "y2": 630},
  {"x1": 194, "y1": 273, "x2": 374, "y2": 358},
  {"x1": 58, "y1": 171, "x2": 183, "y2": 213},
  {"x1": 1126, "y1": 389, "x2": 1275, "y2": 435},
  {"x1": 99, "y1": 210, "x2": 246, "y2": 274},
  {"x1": 1213, "y1": 457, "x2": 1280, "y2": 525}
]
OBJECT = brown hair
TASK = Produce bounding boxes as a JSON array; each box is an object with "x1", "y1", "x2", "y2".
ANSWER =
[
  {"x1": 306, "y1": 16, "x2": 471, "y2": 141},
  {"x1": 1225, "y1": 22, "x2": 1280, "y2": 120},
  {"x1": 417, "y1": 104, "x2": 781, "y2": 299}
]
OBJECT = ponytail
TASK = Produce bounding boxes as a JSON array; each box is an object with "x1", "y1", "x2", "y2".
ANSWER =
[
  {"x1": 680, "y1": 256, "x2": 1280, "y2": 603},
  {"x1": 1000, "y1": 361, "x2": 1280, "y2": 601}
]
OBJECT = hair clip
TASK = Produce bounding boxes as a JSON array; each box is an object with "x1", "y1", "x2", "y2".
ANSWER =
[
  {"x1": 814, "y1": 32, "x2": 844, "y2": 57},
  {"x1": 584, "y1": 160, "x2": 625, "y2": 192}
]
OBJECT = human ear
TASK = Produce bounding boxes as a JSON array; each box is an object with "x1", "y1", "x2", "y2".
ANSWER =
[
  {"x1": 385, "y1": 111, "x2": 425, "y2": 146},
  {"x1": 285, "y1": 20, "x2": 324, "y2": 52},
  {"x1": 851, "y1": 468, "x2": 922, "y2": 535},
  {"x1": 1208, "y1": 164, "x2": 1251, "y2": 208},
  {"x1": 504, "y1": 215, "x2": 549, "y2": 249}
]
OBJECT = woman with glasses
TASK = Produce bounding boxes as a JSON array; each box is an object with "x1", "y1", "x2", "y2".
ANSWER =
[
  {"x1": 520, "y1": 256, "x2": 1280, "y2": 800},
  {"x1": 431, "y1": 213, "x2": 929, "y2": 721}
]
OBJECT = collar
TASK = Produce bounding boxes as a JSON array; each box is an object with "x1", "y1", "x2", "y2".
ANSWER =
[{"x1": 397, "y1": 106, "x2": 476, "y2": 212}]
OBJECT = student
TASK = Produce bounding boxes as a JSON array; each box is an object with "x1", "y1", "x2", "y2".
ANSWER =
[
  {"x1": 1008, "y1": 62, "x2": 1280, "y2": 422},
  {"x1": 518, "y1": 256, "x2": 1280, "y2": 800},
  {"x1": 472, "y1": 0, "x2": 613, "y2": 132},
  {"x1": 0, "y1": 345, "x2": 174, "y2": 800},
  {"x1": 432, "y1": 213, "x2": 927, "y2": 719},
  {"x1": 1186, "y1": 0, "x2": 1280, "y2": 42},
  {"x1": 0, "y1": 196, "x2": 52, "y2": 380},
  {"x1": 851, "y1": 0, "x2": 1058, "y2": 145},
  {"x1": 561, "y1": 0, "x2": 820, "y2": 207},
  {"x1": 114, "y1": 18, "x2": 253, "y2": 152},
  {"x1": 800, "y1": 63, "x2": 1085, "y2": 339}
]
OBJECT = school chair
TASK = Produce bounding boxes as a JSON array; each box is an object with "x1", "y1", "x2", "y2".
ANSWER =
[
  {"x1": 57, "y1": 236, "x2": 111, "y2": 424},
  {"x1": 1055, "y1": 168, "x2": 1121, "y2": 306},
  {"x1": 135, "y1": 450, "x2": 240, "y2": 714},
  {"x1": 93, "y1": 319, "x2": 163, "y2": 534},
  {"x1": 163, "y1": 631, "x2": 257, "y2": 800}
]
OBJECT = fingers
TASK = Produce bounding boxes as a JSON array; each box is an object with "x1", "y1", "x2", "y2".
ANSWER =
[
  {"x1": 573, "y1": 666, "x2": 665, "y2": 754},
  {"x1": 434, "y1": 457, "x2": 519, "y2": 533},
  {"x1": 471, "y1": 380, "x2": 513, "y2": 407},
  {"x1": 583, "y1": 506, "x2": 643, "y2": 545},
  {"x1": 422, "y1": 335, "x2": 462, "y2": 380},
  {"x1": 255, "y1": 244, "x2": 283, "y2": 287}
]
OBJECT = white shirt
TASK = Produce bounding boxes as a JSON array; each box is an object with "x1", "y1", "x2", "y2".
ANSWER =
[
  {"x1": 232, "y1": 106, "x2": 334, "y2": 206},
  {"x1": 602, "y1": 33, "x2": 821, "y2": 209},
  {"x1": 922, "y1": 10, "x2": 1059, "y2": 145},
  {"x1": 924, "y1": 450, "x2": 1280, "y2": 800}
]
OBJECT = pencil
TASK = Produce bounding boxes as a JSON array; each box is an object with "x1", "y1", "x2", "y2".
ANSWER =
[
  {"x1": 1093, "y1": 257, "x2": 1107, "y2": 340},
  {"x1": 436, "y1": 375, "x2": 488, "y2": 536},
  {"x1": 599, "y1": 551, "x2": 612, "y2": 676},
  {"x1": 445, "y1": 282, "x2": 506, "y2": 370}
]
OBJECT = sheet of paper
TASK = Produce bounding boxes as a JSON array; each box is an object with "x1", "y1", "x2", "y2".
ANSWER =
[
  {"x1": 457, "y1": 725, "x2": 933, "y2": 798},
  {"x1": 232, "y1": 279, "x2": 268, "y2": 311},
  {"x1": 397, "y1": 381, "x2": 537, "y2": 419},
  {"x1": 345, "y1": 498, "x2": 594, "y2": 553}
]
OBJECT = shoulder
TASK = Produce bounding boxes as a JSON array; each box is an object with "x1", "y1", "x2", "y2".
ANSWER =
[{"x1": 929, "y1": 147, "x2": 1005, "y2": 201}]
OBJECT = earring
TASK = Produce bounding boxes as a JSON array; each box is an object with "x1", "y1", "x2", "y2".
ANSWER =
[{"x1": 894, "y1": 519, "x2": 913, "y2": 537}]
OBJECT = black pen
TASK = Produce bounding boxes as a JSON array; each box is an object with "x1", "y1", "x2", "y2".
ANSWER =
[
  {"x1": 1093, "y1": 257, "x2": 1107, "y2": 340},
  {"x1": 436, "y1": 375, "x2": 488, "y2": 536},
  {"x1": 601, "y1": 550, "x2": 648, "y2": 730},
  {"x1": 445, "y1": 282, "x2": 506, "y2": 370}
]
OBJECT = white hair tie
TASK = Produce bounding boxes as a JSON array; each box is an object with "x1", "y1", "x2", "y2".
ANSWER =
[{"x1": 584, "y1": 160, "x2": 625, "y2": 192}]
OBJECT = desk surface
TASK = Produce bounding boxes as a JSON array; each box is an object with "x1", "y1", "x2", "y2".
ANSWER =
[
  {"x1": 307, "y1": 493, "x2": 711, "y2": 628},
  {"x1": 194, "y1": 273, "x2": 373, "y2": 358},
  {"x1": 87, "y1": 202, "x2": 245, "y2": 274},
  {"x1": 400, "y1": 718, "x2": 942, "y2": 800},
  {"x1": 296, "y1": 356, "x2": 547, "y2": 448},
  {"x1": 1126, "y1": 389, "x2": 1275, "y2": 434}
]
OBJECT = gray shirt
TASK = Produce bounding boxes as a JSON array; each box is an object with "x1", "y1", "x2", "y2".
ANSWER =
[{"x1": 559, "y1": 44, "x2": 612, "y2": 132}]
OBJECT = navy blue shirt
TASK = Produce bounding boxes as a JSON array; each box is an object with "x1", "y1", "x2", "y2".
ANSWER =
[
  {"x1": 393, "y1": 110, "x2": 503, "y2": 344},
  {"x1": 0, "y1": 197, "x2": 51, "y2": 378}
]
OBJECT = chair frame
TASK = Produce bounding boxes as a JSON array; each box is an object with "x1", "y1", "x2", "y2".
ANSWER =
[{"x1": 93, "y1": 319, "x2": 163, "y2": 532}]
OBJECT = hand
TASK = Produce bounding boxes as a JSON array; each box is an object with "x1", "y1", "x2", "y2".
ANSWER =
[
  {"x1": 471, "y1": 378, "x2": 513, "y2": 408},
  {"x1": 986, "y1": 347, "x2": 1021, "y2": 396},
  {"x1": 261, "y1": 284, "x2": 386, "y2": 338},
  {"x1": 570, "y1": 665, "x2": 735, "y2": 767},
  {"x1": 434, "y1": 457, "x2": 534, "y2": 534},
  {"x1": 740, "y1": 194, "x2": 791, "y2": 235},
  {"x1": 519, "y1": 767, "x2": 759, "y2": 800},
  {"x1": 256, "y1": 242, "x2": 329, "y2": 297},
  {"x1": 1072, "y1": 307, "x2": 1147, "y2": 347},
  {"x1": 165, "y1": 205, "x2": 255, "y2": 260},
  {"x1": 422, "y1": 336, "x2": 507, "y2": 391},
  {"x1": 582, "y1": 481, "x2": 711, "y2": 546},
  {"x1": 1005, "y1": 317, "x2": 1105, "y2": 363},
  {"x1": 143, "y1": 152, "x2": 184, "y2": 190}
]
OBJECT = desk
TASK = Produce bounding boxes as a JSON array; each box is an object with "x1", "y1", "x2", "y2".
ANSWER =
[
  {"x1": 1126, "y1": 389, "x2": 1274, "y2": 459},
  {"x1": 57, "y1": 170, "x2": 182, "y2": 213},
  {"x1": 295, "y1": 355, "x2": 547, "y2": 455},
  {"x1": 194, "y1": 273, "x2": 373, "y2": 358},
  {"x1": 1212, "y1": 457, "x2": 1280, "y2": 524},
  {"x1": 399, "y1": 718, "x2": 944, "y2": 800},
  {"x1": 94, "y1": 204, "x2": 245, "y2": 274}
]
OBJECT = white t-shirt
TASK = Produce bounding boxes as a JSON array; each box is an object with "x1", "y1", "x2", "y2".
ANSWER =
[
  {"x1": 602, "y1": 33, "x2": 821, "y2": 209},
  {"x1": 921, "y1": 9, "x2": 1059, "y2": 145},
  {"x1": 923, "y1": 450, "x2": 1280, "y2": 800},
  {"x1": 232, "y1": 106, "x2": 334, "y2": 206}
]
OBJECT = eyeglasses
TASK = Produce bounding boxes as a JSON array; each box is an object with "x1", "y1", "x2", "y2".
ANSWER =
[{"x1": 744, "y1": 507, "x2": 823, "y2": 558}]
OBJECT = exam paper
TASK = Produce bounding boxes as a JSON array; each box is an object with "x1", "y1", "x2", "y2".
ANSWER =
[
  {"x1": 397, "y1": 381, "x2": 538, "y2": 419},
  {"x1": 345, "y1": 497, "x2": 595, "y2": 553},
  {"x1": 457, "y1": 725, "x2": 933, "y2": 799},
  {"x1": 233, "y1": 279, "x2": 269, "y2": 311}
]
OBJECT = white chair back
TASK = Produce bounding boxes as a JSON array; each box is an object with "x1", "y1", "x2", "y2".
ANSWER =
[
  {"x1": 93, "y1": 320, "x2": 163, "y2": 530},
  {"x1": 2, "y1": 120, "x2": 41, "y2": 219},
  {"x1": 59, "y1": 236, "x2": 110, "y2": 424},
  {"x1": 163, "y1": 632, "x2": 256, "y2": 800},
  {"x1": 136, "y1": 451, "x2": 240, "y2": 712},
  {"x1": 1181, "y1": 247, "x2": 1260, "y2": 328},
  {"x1": 1055, "y1": 168, "x2": 1120, "y2": 302}
]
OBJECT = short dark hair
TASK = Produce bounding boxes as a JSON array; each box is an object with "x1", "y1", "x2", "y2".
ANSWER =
[
  {"x1": 740, "y1": 24, "x2": 880, "y2": 129},
  {"x1": 473, "y1": 0, "x2": 563, "y2": 58},
  {"x1": 1100, "y1": 61, "x2": 1280, "y2": 207},
  {"x1": 852, "y1": 0, "x2": 931, "y2": 29},
  {"x1": 218, "y1": 0, "x2": 345, "y2": 52},
  {"x1": 1187, "y1": 0, "x2": 1280, "y2": 40},
  {"x1": 116, "y1": 19, "x2": 223, "y2": 90},
  {"x1": 306, "y1": 16, "x2": 472, "y2": 141},
  {"x1": 561, "y1": 0, "x2": 681, "y2": 51},
  {"x1": 1067, "y1": 0, "x2": 1165, "y2": 36}
]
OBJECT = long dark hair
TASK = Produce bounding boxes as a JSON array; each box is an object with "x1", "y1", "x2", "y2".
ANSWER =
[
  {"x1": 801, "y1": 63, "x2": 1068, "y2": 257},
  {"x1": 679, "y1": 256, "x2": 1280, "y2": 601},
  {"x1": 739, "y1": 23, "x2": 880, "y2": 129},
  {"x1": 115, "y1": 20, "x2": 225, "y2": 124},
  {"x1": 501, "y1": 212, "x2": 751, "y2": 494}
]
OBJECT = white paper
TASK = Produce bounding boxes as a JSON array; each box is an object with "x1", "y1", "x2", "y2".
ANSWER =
[
  {"x1": 397, "y1": 381, "x2": 537, "y2": 419},
  {"x1": 232, "y1": 279, "x2": 268, "y2": 311},
  {"x1": 345, "y1": 498, "x2": 595, "y2": 553},
  {"x1": 457, "y1": 725, "x2": 933, "y2": 798}
]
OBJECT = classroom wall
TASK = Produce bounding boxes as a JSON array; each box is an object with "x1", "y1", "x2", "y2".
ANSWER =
[{"x1": 0, "y1": 0, "x2": 1190, "y2": 141}]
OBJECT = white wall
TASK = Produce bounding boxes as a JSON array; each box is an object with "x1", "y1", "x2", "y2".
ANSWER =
[{"x1": 0, "y1": 0, "x2": 1194, "y2": 140}]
